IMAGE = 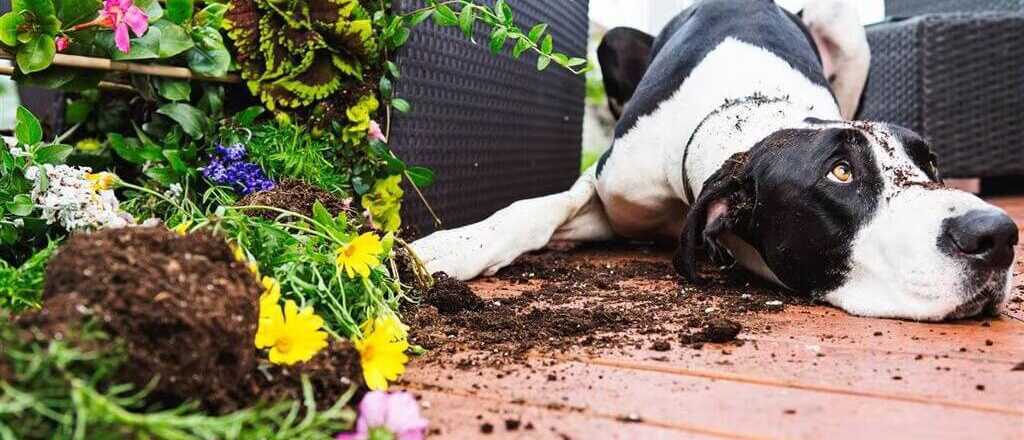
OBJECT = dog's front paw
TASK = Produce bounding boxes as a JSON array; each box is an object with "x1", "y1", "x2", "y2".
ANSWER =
[{"x1": 410, "y1": 227, "x2": 498, "y2": 281}]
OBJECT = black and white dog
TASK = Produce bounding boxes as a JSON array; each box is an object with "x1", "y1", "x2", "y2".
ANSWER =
[{"x1": 412, "y1": 0, "x2": 1019, "y2": 321}]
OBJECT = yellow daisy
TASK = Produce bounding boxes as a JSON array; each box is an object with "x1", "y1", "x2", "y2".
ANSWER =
[
  {"x1": 84, "y1": 172, "x2": 118, "y2": 191},
  {"x1": 335, "y1": 232, "x2": 384, "y2": 279},
  {"x1": 172, "y1": 220, "x2": 192, "y2": 236},
  {"x1": 254, "y1": 299, "x2": 328, "y2": 366},
  {"x1": 354, "y1": 315, "x2": 410, "y2": 391}
]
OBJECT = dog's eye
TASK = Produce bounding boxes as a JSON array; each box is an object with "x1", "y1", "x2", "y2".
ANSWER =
[{"x1": 829, "y1": 162, "x2": 854, "y2": 183}]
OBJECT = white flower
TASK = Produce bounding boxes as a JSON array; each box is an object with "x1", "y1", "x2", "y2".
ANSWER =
[
  {"x1": 164, "y1": 183, "x2": 183, "y2": 198},
  {"x1": 8, "y1": 146, "x2": 29, "y2": 158},
  {"x1": 24, "y1": 164, "x2": 133, "y2": 231}
]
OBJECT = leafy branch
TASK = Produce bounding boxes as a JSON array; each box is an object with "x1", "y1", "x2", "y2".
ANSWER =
[{"x1": 386, "y1": 0, "x2": 590, "y2": 74}]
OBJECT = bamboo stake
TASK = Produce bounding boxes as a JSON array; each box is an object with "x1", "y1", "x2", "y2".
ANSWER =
[
  {"x1": 0, "y1": 65, "x2": 138, "y2": 93},
  {"x1": 0, "y1": 49, "x2": 240, "y2": 84}
]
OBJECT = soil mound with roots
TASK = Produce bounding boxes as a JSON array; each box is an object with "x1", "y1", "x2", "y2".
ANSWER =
[
  {"x1": 18, "y1": 227, "x2": 362, "y2": 412},
  {"x1": 239, "y1": 179, "x2": 350, "y2": 221}
]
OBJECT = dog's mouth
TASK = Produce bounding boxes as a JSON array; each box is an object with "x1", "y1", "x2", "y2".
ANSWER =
[{"x1": 944, "y1": 292, "x2": 1004, "y2": 320}]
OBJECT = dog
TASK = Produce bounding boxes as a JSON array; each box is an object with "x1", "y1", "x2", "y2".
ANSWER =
[{"x1": 412, "y1": 0, "x2": 1019, "y2": 321}]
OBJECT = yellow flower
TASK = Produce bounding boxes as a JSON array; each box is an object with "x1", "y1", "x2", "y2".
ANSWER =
[
  {"x1": 172, "y1": 220, "x2": 192, "y2": 236},
  {"x1": 335, "y1": 232, "x2": 384, "y2": 279},
  {"x1": 255, "y1": 299, "x2": 328, "y2": 366},
  {"x1": 84, "y1": 172, "x2": 118, "y2": 191},
  {"x1": 259, "y1": 276, "x2": 281, "y2": 318},
  {"x1": 354, "y1": 315, "x2": 410, "y2": 391}
]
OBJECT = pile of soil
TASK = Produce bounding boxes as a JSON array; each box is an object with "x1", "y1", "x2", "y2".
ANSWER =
[
  {"x1": 239, "y1": 179, "x2": 350, "y2": 221},
  {"x1": 16, "y1": 227, "x2": 361, "y2": 412},
  {"x1": 404, "y1": 244, "x2": 806, "y2": 367}
]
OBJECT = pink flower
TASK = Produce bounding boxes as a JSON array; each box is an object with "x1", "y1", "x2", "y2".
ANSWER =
[
  {"x1": 100, "y1": 0, "x2": 148, "y2": 53},
  {"x1": 337, "y1": 391, "x2": 428, "y2": 440},
  {"x1": 55, "y1": 36, "x2": 69, "y2": 52},
  {"x1": 367, "y1": 120, "x2": 387, "y2": 143}
]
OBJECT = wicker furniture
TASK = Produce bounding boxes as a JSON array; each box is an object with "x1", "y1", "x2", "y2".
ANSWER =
[
  {"x1": 858, "y1": 12, "x2": 1024, "y2": 178},
  {"x1": 885, "y1": 0, "x2": 1022, "y2": 16},
  {"x1": 391, "y1": 0, "x2": 589, "y2": 233}
]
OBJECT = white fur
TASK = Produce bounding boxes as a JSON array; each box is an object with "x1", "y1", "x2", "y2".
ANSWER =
[{"x1": 801, "y1": 0, "x2": 871, "y2": 119}]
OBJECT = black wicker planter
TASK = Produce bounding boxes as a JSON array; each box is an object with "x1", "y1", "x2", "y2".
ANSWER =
[
  {"x1": 886, "y1": 0, "x2": 1023, "y2": 17},
  {"x1": 857, "y1": 13, "x2": 1024, "y2": 178},
  {"x1": 390, "y1": 0, "x2": 589, "y2": 233}
]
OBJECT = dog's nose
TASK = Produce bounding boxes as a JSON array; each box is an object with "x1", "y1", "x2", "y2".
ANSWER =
[{"x1": 942, "y1": 209, "x2": 1019, "y2": 268}]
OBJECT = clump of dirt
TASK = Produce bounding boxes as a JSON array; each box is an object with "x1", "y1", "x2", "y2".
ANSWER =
[
  {"x1": 239, "y1": 179, "x2": 349, "y2": 221},
  {"x1": 17, "y1": 227, "x2": 361, "y2": 412},
  {"x1": 423, "y1": 273, "x2": 486, "y2": 314},
  {"x1": 405, "y1": 244, "x2": 803, "y2": 366},
  {"x1": 247, "y1": 339, "x2": 364, "y2": 408}
]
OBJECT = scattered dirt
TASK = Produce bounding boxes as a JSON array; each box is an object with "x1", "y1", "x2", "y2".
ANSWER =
[
  {"x1": 404, "y1": 244, "x2": 804, "y2": 367},
  {"x1": 239, "y1": 179, "x2": 350, "y2": 221},
  {"x1": 17, "y1": 227, "x2": 361, "y2": 413}
]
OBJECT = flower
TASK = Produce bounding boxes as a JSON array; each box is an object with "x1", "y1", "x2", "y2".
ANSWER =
[
  {"x1": 25, "y1": 165, "x2": 132, "y2": 231},
  {"x1": 201, "y1": 144, "x2": 275, "y2": 196},
  {"x1": 85, "y1": 172, "x2": 118, "y2": 191},
  {"x1": 335, "y1": 232, "x2": 384, "y2": 279},
  {"x1": 172, "y1": 220, "x2": 192, "y2": 236},
  {"x1": 74, "y1": 138, "x2": 103, "y2": 153},
  {"x1": 336, "y1": 391, "x2": 428, "y2": 440},
  {"x1": 255, "y1": 299, "x2": 329, "y2": 365},
  {"x1": 259, "y1": 275, "x2": 281, "y2": 318},
  {"x1": 55, "y1": 35, "x2": 70, "y2": 52},
  {"x1": 100, "y1": 0, "x2": 149, "y2": 53},
  {"x1": 353, "y1": 316, "x2": 409, "y2": 391},
  {"x1": 361, "y1": 175, "x2": 403, "y2": 232},
  {"x1": 367, "y1": 120, "x2": 387, "y2": 143}
]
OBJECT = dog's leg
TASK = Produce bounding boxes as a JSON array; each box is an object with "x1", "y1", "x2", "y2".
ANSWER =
[
  {"x1": 411, "y1": 168, "x2": 613, "y2": 280},
  {"x1": 801, "y1": 0, "x2": 870, "y2": 119}
]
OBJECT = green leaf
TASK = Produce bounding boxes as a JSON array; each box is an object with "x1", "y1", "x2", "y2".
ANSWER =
[
  {"x1": 386, "y1": 61, "x2": 400, "y2": 79},
  {"x1": 540, "y1": 34, "x2": 553, "y2": 55},
  {"x1": 54, "y1": 0, "x2": 101, "y2": 27},
  {"x1": 33, "y1": 144, "x2": 73, "y2": 164},
  {"x1": 458, "y1": 6, "x2": 476, "y2": 39},
  {"x1": 0, "y1": 224, "x2": 17, "y2": 245},
  {"x1": 198, "y1": 84, "x2": 223, "y2": 116},
  {"x1": 162, "y1": 149, "x2": 187, "y2": 174},
  {"x1": 134, "y1": 0, "x2": 163, "y2": 22},
  {"x1": 537, "y1": 55, "x2": 550, "y2": 71},
  {"x1": 107, "y1": 133, "x2": 145, "y2": 164},
  {"x1": 154, "y1": 20, "x2": 194, "y2": 58},
  {"x1": 17, "y1": 35, "x2": 56, "y2": 73},
  {"x1": 156, "y1": 103, "x2": 209, "y2": 139},
  {"x1": 100, "y1": 25, "x2": 161, "y2": 59},
  {"x1": 14, "y1": 0, "x2": 56, "y2": 18},
  {"x1": 390, "y1": 27, "x2": 410, "y2": 47},
  {"x1": 155, "y1": 77, "x2": 191, "y2": 101},
  {"x1": 144, "y1": 167, "x2": 177, "y2": 186},
  {"x1": 379, "y1": 76, "x2": 393, "y2": 98},
  {"x1": 551, "y1": 53, "x2": 569, "y2": 66},
  {"x1": 235, "y1": 106, "x2": 265, "y2": 126},
  {"x1": 406, "y1": 166, "x2": 436, "y2": 187},
  {"x1": 15, "y1": 106, "x2": 42, "y2": 145},
  {"x1": 391, "y1": 98, "x2": 411, "y2": 113},
  {"x1": 194, "y1": 3, "x2": 227, "y2": 28},
  {"x1": 5, "y1": 194, "x2": 33, "y2": 216},
  {"x1": 433, "y1": 5, "x2": 458, "y2": 26},
  {"x1": 512, "y1": 36, "x2": 531, "y2": 58},
  {"x1": 311, "y1": 201, "x2": 334, "y2": 232},
  {"x1": 494, "y1": 0, "x2": 508, "y2": 22},
  {"x1": 489, "y1": 28, "x2": 508, "y2": 54},
  {"x1": 527, "y1": 23, "x2": 547, "y2": 43},
  {"x1": 0, "y1": 12, "x2": 23, "y2": 46},
  {"x1": 186, "y1": 26, "x2": 230, "y2": 77},
  {"x1": 165, "y1": 0, "x2": 193, "y2": 24},
  {"x1": 64, "y1": 99, "x2": 90, "y2": 124},
  {"x1": 409, "y1": 9, "x2": 433, "y2": 26},
  {"x1": 567, "y1": 57, "x2": 587, "y2": 67}
]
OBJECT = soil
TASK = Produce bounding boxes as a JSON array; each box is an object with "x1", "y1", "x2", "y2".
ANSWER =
[
  {"x1": 16, "y1": 227, "x2": 362, "y2": 413},
  {"x1": 404, "y1": 244, "x2": 805, "y2": 367},
  {"x1": 239, "y1": 179, "x2": 350, "y2": 221}
]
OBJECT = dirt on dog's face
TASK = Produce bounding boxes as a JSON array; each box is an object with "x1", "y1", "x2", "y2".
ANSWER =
[{"x1": 676, "y1": 121, "x2": 1018, "y2": 321}]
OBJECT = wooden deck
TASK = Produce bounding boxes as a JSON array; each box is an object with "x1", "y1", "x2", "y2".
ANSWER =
[{"x1": 399, "y1": 197, "x2": 1024, "y2": 439}]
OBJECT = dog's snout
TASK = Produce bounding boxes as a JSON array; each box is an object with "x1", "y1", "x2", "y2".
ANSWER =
[{"x1": 941, "y1": 209, "x2": 1019, "y2": 268}]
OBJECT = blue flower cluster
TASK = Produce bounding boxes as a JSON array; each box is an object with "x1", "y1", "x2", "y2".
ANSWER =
[{"x1": 201, "y1": 144, "x2": 275, "y2": 196}]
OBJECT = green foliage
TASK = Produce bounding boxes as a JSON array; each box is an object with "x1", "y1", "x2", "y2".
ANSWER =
[
  {"x1": 0, "y1": 242, "x2": 56, "y2": 313},
  {"x1": 0, "y1": 319, "x2": 356, "y2": 439},
  {"x1": 223, "y1": 0, "x2": 382, "y2": 130},
  {"x1": 0, "y1": 0, "x2": 61, "y2": 73}
]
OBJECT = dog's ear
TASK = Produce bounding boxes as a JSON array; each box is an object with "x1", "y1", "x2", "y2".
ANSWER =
[
  {"x1": 674, "y1": 152, "x2": 755, "y2": 283},
  {"x1": 598, "y1": 27, "x2": 654, "y2": 119}
]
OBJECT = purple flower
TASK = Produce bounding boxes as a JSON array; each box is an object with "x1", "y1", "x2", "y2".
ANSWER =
[
  {"x1": 201, "y1": 144, "x2": 274, "y2": 196},
  {"x1": 337, "y1": 391, "x2": 428, "y2": 440}
]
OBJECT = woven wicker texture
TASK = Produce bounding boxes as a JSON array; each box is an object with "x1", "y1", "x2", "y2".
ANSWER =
[
  {"x1": 389, "y1": 0, "x2": 588, "y2": 233},
  {"x1": 858, "y1": 14, "x2": 1024, "y2": 178},
  {"x1": 886, "y1": 0, "x2": 1023, "y2": 17}
]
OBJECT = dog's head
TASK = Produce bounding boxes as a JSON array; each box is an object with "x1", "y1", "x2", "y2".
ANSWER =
[{"x1": 675, "y1": 120, "x2": 1018, "y2": 321}]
